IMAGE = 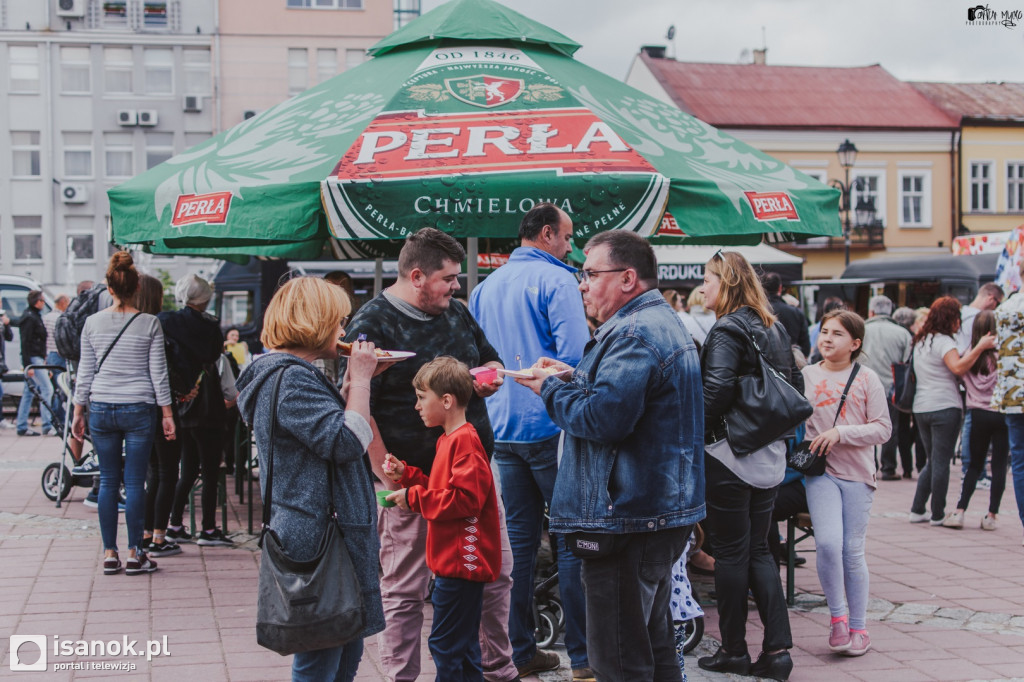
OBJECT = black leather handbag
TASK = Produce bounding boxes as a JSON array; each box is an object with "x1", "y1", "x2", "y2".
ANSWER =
[
  {"x1": 889, "y1": 349, "x2": 916, "y2": 414},
  {"x1": 256, "y1": 368, "x2": 366, "y2": 656},
  {"x1": 788, "y1": 363, "x2": 861, "y2": 476},
  {"x1": 721, "y1": 319, "x2": 814, "y2": 457}
]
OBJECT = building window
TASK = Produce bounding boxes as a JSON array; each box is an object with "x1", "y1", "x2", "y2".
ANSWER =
[
  {"x1": 103, "y1": 0, "x2": 129, "y2": 28},
  {"x1": 851, "y1": 171, "x2": 886, "y2": 227},
  {"x1": 184, "y1": 132, "x2": 211, "y2": 148},
  {"x1": 288, "y1": 48, "x2": 308, "y2": 96},
  {"x1": 1008, "y1": 162, "x2": 1024, "y2": 213},
  {"x1": 104, "y1": 47, "x2": 134, "y2": 94},
  {"x1": 287, "y1": 0, "x2": 364, "y2": 8},
  {"x1": 898, "y1": 170, "x2": 931, "y2": 227},
  {"x1": 143, "y1": 1, "x2": 169, "y2": 28},
  {"x1": 13, "y1": 216, "x2": 43, "y2": 261},
  {"x1": 345, "y1": 48, "x2": 365, "y2": 70},
  {"x1": 64, "y1": 216, "x2": 96, "y2": 262},
  {"x1": 145, "y1": 132, "x2": 174, "y2": 169},
  {"x1": 104, "y1": 132, "x2": 134, "y2": 178},
  {"x1": 316, "y1": 48, "x2": 337, "y2": 84},
  {"x1": 183, "y1": 49, "x2": 211, "y2": 95},
  {"x1": 970, "y1": 161, "x2": 993, "y2": 212},
  {"x1": 60, "y1": 46, "x2": 92, "y2": 94},
  {"x1": 144, "y1": 48, "x2": 174, "y2": 95},
  {"x1": 9, "y1": 45, "x2": 40, "y2": 93},
  {"x1": 63, "y1": 132, "x2": 93, "y2": 178},
  {"x1": 12, "y1": 132, "x2": 41, "y2": 177}
]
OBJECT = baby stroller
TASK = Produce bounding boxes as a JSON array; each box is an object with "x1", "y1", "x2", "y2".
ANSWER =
[
  {"x1": 37, "y1": 367, "x2": 123, "y2": 507},
  {"x1": 533, "y1": 564, "x2": 563, "y2": 649}
]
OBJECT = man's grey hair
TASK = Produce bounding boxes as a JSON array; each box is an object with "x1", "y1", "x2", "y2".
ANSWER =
[
  {"x1": 869, "y1": 295, "x2": 894, "y2": 316},
  {"x1": 892, "y1": 306, "x2": 915, "y2": 329}
]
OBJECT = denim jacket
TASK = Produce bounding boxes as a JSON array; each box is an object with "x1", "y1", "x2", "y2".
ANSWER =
[{"x1": 541, "y1": 289, "x2": 706, "y2": 534}]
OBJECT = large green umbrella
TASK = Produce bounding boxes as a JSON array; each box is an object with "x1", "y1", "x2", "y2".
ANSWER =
[{"x1": 108, "y1": 0, "x2": 840, "y2": 258}]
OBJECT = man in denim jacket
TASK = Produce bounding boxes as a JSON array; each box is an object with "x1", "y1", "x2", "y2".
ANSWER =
[{"x1": 517, "y1": 230, "x2": 705, "y2": 681}]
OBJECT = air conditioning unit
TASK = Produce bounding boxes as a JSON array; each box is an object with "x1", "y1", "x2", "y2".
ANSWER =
[
  {"x1": 60, "y1": 183, "x2": 88, "y2": 204},
  {"x1": 137, "y1": 110, "x2": 158, "y2": 126},
  {"x1": 55, "y1": 0, "x2": 86, "y2": 18},
  {"x1": 116, "y1": 109, "x2": 137, "y2": 126},
  {"x1": 243, "y1": 110, "x2": 259, "y2": 121},
  {"x1": 183, "y1": 95, "x2": 202, "y2": 113}
]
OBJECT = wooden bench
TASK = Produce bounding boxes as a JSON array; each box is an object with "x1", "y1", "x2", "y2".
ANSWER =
[{"x1": 785, "y1": 512, "x2": 814, "y2": 606}]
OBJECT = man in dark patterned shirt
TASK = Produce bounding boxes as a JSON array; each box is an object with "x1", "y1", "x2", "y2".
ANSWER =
[{"x1": 344, "y1": 228, "x2": 516, "y2": 682}]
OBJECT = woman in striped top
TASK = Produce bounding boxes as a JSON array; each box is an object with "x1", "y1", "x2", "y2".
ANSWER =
[{"x1": 72, "y1": 252, "x2": 175, "y2": 576}]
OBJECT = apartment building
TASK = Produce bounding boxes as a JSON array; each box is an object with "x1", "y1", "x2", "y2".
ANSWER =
[{"x1": 1, "y1": 0, "x2": 397, "y2": 291}]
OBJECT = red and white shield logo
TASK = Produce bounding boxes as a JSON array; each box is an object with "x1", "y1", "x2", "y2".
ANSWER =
[{"x1": 445, "y1": 75, "x2": 524, "y2": 108}]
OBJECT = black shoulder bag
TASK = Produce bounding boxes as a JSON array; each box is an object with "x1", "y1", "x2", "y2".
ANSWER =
[
  {"x1": 788, "y1": 363, "x2": 861, "y2": 477},
  {"x1": 889, "y1": 347, "x2": 916, "y2": 414},
  {"x1": 720, "y1": 318, "x2": 814, "y2": 457},
  {"x1": 256, "y1": 367, "x2": 366, "y2": 656}
]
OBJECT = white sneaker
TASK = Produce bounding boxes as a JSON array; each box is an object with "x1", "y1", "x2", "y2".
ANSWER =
[
  {"x1": 0, "y1": 420, "x2": 16, "y2": 430},
  {"x1": 977, "y1": 478, "x2": 992, "y2": 490},
  {"x1": 981, "y1": 515, "x2": 997, "y2": 531},
  {"x1": 941, "y1": 511, "x2": 964, "y2": 529},
  {"x1": 909, "y1": 512, "x2": 929, "y2": 523}
]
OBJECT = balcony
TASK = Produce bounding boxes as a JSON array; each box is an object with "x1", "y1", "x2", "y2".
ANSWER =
[{"x1": 780, "y1": 223, "x2": 885, "y2": 253}]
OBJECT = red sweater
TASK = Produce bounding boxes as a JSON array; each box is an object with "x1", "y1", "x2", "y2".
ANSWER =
[{"x1": 400, "y1": 423, "x2": 501, "y2": 583}]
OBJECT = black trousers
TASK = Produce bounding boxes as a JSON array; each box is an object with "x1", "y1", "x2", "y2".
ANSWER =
[
  {"x1": 705, "y1": 456, "x2": 793, "y2": 656},
  {"x1": 169, "y1": 426, "x2": 222, "y2": 531},
  {"x1": 582, "y1": 525, "x2": 691, "y2": 682},
  {"x1": 144, "y1": 432, "x2": 181, "y2": 532},
  {"x1": 768, "y1": 478, "x2": 809, "y2": 567}
]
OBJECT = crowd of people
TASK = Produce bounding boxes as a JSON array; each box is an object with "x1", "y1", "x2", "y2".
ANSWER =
[{"x1": 15, "y1": 203, "x2": 1024, "y2": 681}]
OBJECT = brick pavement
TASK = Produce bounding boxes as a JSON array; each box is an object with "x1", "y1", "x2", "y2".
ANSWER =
[{"x1": 1, "y1": 427, "x2": 1023, "y2": 681}]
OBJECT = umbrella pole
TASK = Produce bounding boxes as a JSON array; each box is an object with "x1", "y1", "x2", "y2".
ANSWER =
[
  {"x1": 374, "y1": 258, "x2": 383, "y2": 296},
  {"x1": 467, "y1": 237, "x2": 479, "y2": 296}
]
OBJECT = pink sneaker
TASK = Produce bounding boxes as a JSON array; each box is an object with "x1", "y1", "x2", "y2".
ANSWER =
[
  {"x1": 829, "y1": 618, "x2": 851, "y2": 652},
  {"x1": 844, "y1": 630, "x2": 871, "y2": 656}
]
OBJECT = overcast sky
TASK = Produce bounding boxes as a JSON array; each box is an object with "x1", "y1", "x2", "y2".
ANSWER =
[{"x1": 420, "y1": 0, "x2": 1024, "y2": 83}]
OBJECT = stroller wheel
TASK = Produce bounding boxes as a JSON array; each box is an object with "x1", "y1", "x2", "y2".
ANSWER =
[
  {"x1": 547, "y1": 597, "x2": 565, "y2": 629},
  {"x1": 535, "y1": 609, "x2": 559, "y2": 649},
  {"x1": 42, "y1": 463, "x2": 73, "y2": 501},
  {"x1": 675, "y1": 616, "x2": 704, "y2": 656}
]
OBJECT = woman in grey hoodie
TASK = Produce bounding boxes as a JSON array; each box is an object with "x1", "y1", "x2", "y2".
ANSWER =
[{"x1": 236, "y1": 277, "x2": 383, "y2": 682}]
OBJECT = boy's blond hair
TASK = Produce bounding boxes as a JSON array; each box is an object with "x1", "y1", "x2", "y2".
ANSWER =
[{"x1": 413, "y1": 356, "x2": 474, "y2": 407}]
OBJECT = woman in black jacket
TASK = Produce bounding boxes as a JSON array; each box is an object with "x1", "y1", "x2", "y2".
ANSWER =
[{"x1": 696, "y1": 251, "x2": 801, "y2": 682}]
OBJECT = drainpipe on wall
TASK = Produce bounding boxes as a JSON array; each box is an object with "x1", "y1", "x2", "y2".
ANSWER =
[
  {"x1": 213, "y1": 0, "x2": 221, "y2": 133},
  {"x1": 44, "y1": 40, "x2": 56, "y2": 286},
  {"x1": 953, "y1": 129, "x2": 961, "y2": 243}
]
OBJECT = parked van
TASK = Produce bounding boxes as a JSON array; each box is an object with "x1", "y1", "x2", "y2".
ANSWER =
[
  {"x1": 1, "y1": 274, "x2": 55, "y2": 401},
  {"x1": 798, "y1": 253, "x2": 998, "y2": 320}
]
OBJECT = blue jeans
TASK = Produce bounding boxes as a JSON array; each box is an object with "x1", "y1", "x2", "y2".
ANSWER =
[
  {"x1": 46, "y1": 351, "x2": 67, "y2": 429},
  {"x1": 493, "y1": 437, "x2": 587, "y2": 669},
  {"x1": 89, "y1": 402, "x2": 158, "y2": 552},
  {"x1": 291, "y1": 638, "x2": 363, "y2": 682},
  {"x1": 429, "y1": 576, "x2": 484, "y2": 682},
  {"x1": 16, "y1": 355, "x2": 52, "y2": 432},
  {"x1": 1004, "y1": 414, "x2": 1024, "y2": 528}
]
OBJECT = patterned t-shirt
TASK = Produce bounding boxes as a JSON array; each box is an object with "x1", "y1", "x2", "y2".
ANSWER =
[
  {"x1": 344, "y1": 292, "x2": 501, "y2": 475},
  {"x1": 993, "y1": 293, "x2": 1024, "y2": 414}
]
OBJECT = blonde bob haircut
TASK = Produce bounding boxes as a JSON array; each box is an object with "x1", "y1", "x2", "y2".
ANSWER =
[
  {"x1": 261, "y1": 277, "x2": 351, "y2": 352},
  {"x1": 704, "y1": 250, "x2": 777, "y2": 328}
]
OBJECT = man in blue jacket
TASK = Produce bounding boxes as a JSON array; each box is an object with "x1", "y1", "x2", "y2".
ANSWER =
[
  {"x1": 517, "y1": 230, "x2": 705, "y2": 682},
  {"x1": 469, "y1": 203, "x2": 591, "y2": 679}
]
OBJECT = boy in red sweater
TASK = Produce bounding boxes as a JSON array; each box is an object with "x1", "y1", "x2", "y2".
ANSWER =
[{"x1": 384, "y1": 356, "x2": 501, "y2": 682}]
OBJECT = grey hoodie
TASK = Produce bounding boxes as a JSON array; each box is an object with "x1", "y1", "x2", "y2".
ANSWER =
[{"x1": 236, "y1": 352, "x2": 384, "y2": 639}]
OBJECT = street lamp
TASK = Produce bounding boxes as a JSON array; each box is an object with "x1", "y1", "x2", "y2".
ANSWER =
[{"x1": 830, "y1": 139, "x2": 859, "y2": 266}]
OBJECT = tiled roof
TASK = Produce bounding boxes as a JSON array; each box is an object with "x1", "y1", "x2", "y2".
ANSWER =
[
  {"x1": 639, "y1": 54, "x2": 958, "y2": 130},
  {"x1": 909, "y1": 81, "x2": 1024, "y2": 123}
]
